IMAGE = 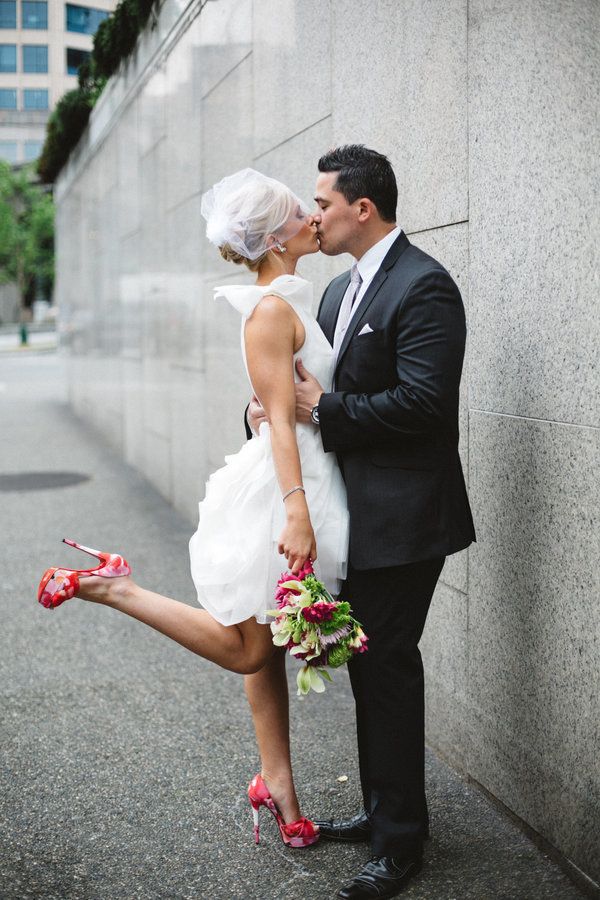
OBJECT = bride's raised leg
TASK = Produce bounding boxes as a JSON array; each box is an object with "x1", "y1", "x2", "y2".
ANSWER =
[
  {"x1": 77, "y1": 575, "x2": 274, "y2": 675},
  {"x1": 244, "y1": 648, "x2": 302, "y2": 824}
]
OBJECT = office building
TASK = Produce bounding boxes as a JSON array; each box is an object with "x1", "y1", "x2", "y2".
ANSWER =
[{"x1": 0, "y1": 0, "x2": 115, "y2": 165}]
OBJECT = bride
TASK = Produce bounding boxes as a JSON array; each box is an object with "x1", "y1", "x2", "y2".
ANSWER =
[{"x1": 37, "y1": 168, "x2": 349, "y2": 848}]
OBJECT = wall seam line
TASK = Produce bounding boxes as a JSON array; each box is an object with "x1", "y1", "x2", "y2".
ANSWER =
[
  {"x1": 253, "y1": 114, "x2": 332, "y2": 161},
  {"x1": 470, "y1": 408, "x2": 599, "y2": 430}
]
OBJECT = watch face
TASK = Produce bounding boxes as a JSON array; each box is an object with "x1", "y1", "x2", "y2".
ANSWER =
[{"x1": 311, "y1": 406, "x2": 320, "y2": 424}]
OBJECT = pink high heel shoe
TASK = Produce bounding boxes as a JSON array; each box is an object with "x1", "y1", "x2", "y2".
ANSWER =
[
  {"x1": 37, "y1": 538, "x2": 131, "y2": 609},
  {"x1": 248, "y1": 774, "x2": 320, "y2": 848}
]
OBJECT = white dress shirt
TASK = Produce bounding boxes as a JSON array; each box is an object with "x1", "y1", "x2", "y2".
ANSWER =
[
  {"x1": 353, "y1": 224, "x2": 402, "y2": 306},
  {"x1": 333, "y1": 226, "x2": 402, "y2": 353}
]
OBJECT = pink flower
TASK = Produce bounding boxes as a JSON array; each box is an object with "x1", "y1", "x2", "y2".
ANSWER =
[
  {"x1": 352, "y1": 631, "x2": 369, "y2": 654},
  {"x1": 296, "y1": 559, "x2": 315, "y2": 581},
  {"x1": 302, "y1": 601, "x2": 336, "y2": 623}
]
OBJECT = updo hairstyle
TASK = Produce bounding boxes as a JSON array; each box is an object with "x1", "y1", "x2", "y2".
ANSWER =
[{"x1": 219, "y1": 244, "x2": 268, "y2": 272}]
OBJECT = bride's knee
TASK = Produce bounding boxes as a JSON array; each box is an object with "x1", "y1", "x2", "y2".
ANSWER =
[{"x1": 234, "y1": 647, "x2": 273, "y2": 676}]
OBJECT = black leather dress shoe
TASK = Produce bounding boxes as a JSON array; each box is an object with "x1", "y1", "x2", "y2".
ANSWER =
[
  {"x1": 337, "y1": 855, "x2": 423, "y2": 899},
  {"x1": 314, "y1": 810, "x2": 430, "y2": 843},
  {"x1": 313, "y1": 810, "x2": 372, "y2": 842}
]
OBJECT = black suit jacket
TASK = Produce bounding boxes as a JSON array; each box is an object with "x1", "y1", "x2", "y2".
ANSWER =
[{"x1": 317, "y1": 231, "x2": 475, "y2": 569}]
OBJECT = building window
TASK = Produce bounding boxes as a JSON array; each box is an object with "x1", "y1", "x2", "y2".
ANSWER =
[
  {"x1": 0, "y1": 1, "x2": 17, "y2": 28},
  {"x1": 23, "y1": 87, "x2": 48, "y2": 109},
  {"x1": 22, "y1": 1, "x2": 47, "y2": 29},
  {"x1": 24, "y1": 139, "x2": 42, "y2": 161},
  {"x1": 65, "y1": 3, "x2": 108, "y2": 35},
  {"x1": 0, "y1": 87, "x2": 16, "y2": 107},
  {"x1": 23, "y1": 44, "x2": 48, "y2": 72},
  {"x1": 0, "y1": 43, "x2": 16, "y2": 72},
  {"x1": 0, "y1": 140, "x2": 18, "y2": 162},
  {"x1": 66, "y1": 46, "x2": 90, "y2": 76}
]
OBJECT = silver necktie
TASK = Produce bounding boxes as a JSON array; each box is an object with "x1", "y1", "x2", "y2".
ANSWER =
[{"x1": 333, "y1": 264, "x2": 363, "y2": 359}]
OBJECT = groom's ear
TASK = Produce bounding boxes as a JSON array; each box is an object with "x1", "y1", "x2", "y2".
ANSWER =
[{"x1": 356, "y1": 197, "x2": 376, "y2": 223}]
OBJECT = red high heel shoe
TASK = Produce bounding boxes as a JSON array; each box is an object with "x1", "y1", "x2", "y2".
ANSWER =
[
  {"x1": 37, "y1": 538, "x2": 131, "y2": 609},
  {"x1": 247, "y1": 774, "x2": 319, "y2": 848}
]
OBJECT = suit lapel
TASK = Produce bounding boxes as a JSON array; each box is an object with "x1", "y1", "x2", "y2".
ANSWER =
[
  {"x1": 334, "y1": 231, "x2": 411, "y2": 374},
  {"x1": 334, "y1": 267, "x2": 388, "y2": 373},
  {"x1": 319, "y1": 274, "x2": 350, "y2": 346}
]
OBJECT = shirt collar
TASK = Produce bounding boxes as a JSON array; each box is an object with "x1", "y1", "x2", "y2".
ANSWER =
[{"x1": 355, "y1": 225, "x2": 402, "y2": 285}]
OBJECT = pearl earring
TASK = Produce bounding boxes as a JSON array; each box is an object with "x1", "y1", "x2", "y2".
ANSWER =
[{"x1": 275, "y1": 241, "x2": 287, "y2": 253}]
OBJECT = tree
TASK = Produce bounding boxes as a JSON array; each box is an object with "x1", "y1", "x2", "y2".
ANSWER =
[{"x1": 0, "y1": 160, "x2": 55, "y2": 325}]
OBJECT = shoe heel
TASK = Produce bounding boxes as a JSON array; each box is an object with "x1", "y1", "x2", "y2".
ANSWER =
[
  {"x1": 251, "y1": 804, "x2": 260, "y2": 844},
  {"x1": 63, "y1": 538, "x2": 102, "y2": 560}
]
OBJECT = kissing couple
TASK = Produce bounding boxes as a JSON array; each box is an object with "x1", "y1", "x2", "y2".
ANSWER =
[{"x1": 38, "y1": 145, "x2": 475, "y2": 899}]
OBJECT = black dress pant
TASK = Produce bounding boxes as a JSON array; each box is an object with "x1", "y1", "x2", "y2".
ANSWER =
[{"x1": 344, "y1": 556, "x2": 445, "y2": 858}]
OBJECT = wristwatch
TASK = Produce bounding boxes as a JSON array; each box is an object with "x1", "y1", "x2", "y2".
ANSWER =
[{"x1": 310, "y1": 405, "x2": 320, "y2": 426}]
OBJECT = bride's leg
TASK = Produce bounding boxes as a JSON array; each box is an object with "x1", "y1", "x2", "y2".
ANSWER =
[
  {"x1": 77, "y1": 575, "x2": 274, "y2": 675},
  {"x1": 245, "y1": 648, "x2": 302, "y2": 824}
]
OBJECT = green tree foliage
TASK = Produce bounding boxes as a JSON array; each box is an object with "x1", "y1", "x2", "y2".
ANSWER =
[
  {"x1": 0, "y1": 161, "x2": 54, "y2": 310},
  {"x1": 37, "y1": 89, "x2": 94, "y2": 184},
  {"x1": 37, "y1": 0, "x2": 158, "y2": 183}
]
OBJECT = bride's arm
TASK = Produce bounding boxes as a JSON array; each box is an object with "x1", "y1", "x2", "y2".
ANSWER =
[{"x1": 244, "y1": 295, "x2": 317, "y2": 574}]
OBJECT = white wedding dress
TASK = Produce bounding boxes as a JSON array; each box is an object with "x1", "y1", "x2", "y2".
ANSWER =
[{"x1": 189, "y1": 274, "x2": 349, "y2": 626}]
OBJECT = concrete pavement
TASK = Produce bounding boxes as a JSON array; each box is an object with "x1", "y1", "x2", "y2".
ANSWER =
[{"x1": 0, "y1": 352, "x2": 589, "y2": 899}]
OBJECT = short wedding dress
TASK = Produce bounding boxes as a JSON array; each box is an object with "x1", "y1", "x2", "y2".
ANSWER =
[{"x1": 189, "y1": 274, "x2": 349, "y2": 626}]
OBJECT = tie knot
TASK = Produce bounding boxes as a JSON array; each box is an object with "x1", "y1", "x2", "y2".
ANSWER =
[{"x1": 350, "y1": 264, "x2": 362, "y2": 286}]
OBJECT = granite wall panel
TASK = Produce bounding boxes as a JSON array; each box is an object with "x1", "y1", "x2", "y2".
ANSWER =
[
  {"x1": 469, "y1": 0, "x2": 600, "y2": 426},
  {"x1": 196, "y1": 0, "x2": 252, "y2": 99},
  {"x1": 331, "y1": 0, "x2": 468, "y2": 233},
  {"x1": 253, "y1": 0, "x2": 331, "y2": 158},
  {"x1": 468, "y1": 410, "x2": 600, "y2": 880},
  {"x1": 422, "y1": 581, "x2": 469, "y2": 771},
  {"x1": 201, "y1": 54, "x2": 254, "y2": 196}
]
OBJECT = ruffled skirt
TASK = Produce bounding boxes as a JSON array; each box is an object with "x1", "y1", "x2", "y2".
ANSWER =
[{"x1": 189, "y1": 423, "x2": 349, "y2": 626}]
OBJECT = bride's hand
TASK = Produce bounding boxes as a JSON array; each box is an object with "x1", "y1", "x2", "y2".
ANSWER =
[{"x1": 278, "y1": 513, "x2": 317, "y2": 575}]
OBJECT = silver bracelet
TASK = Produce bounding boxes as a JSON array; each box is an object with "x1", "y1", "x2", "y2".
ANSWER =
[{"x1": 282, "y1": 485, "x2": 305, "y2": 502}]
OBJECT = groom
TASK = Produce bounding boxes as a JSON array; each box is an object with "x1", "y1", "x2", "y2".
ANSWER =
[{"x1": 250, "y1": 145, "x2": 475, "y2": 898}]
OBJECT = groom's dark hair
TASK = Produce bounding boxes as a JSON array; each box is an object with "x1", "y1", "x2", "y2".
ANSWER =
[{"x1": 318, "y1": 145, "x2": 397, "y2": 222}]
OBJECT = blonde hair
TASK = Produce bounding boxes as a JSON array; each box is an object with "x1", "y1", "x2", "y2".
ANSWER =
[{"x1": 219, "y1": 243, "x2": 268, "y2": 273}]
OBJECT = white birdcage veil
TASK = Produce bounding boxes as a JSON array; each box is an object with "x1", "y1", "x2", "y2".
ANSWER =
[{"x1": 201, "y1": 168, "x2": 310, "y2": 260}]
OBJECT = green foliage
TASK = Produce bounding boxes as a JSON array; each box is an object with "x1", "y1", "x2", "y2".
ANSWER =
[
  {"x1": 38, "y1": 0, "x2": 158, "y2": 183},
  {"x1": 37, "y1": 89, "x2": 94, "y2": 183},
  {"x1": 0, "y1": 161, "x2": 54, "y2": 308},
  {"x1": 327, "y1": 644, "x2": 353, "y2": 669}
]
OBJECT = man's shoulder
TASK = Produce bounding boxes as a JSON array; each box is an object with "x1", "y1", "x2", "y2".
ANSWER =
[
  {"x1": 388, "y1": 240, "x2": 460, "y2": 298},
  {"x1": 395, "y1": 240, "x2": 450, "y2": 280},
  {"x1": 324, "y1": 269, "x2": 350, "y2": 294}
]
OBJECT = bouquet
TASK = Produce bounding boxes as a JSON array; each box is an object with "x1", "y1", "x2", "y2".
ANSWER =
[{"x1": 268, "y1": 561, "x2": 368, "y2": 696}]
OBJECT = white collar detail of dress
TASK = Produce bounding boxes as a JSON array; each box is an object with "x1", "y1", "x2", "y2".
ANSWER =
[{"x1": 214, "y1": 274, "x2": 312, "y2": 318}]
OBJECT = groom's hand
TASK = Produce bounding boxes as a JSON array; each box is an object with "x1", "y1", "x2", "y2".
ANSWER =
[
  {"x1": 295, "y1": 358, "x2": 324, "y2": 424},
  {"x1": 248, "y1": 394, "x2": 268, "y2": 434}
]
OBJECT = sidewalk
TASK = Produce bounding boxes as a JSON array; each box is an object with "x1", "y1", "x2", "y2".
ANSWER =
[
  {"x1": 0, "y1": 328, "x2": 57, "y2": 353},
  {"x1": 0, "y1": 352, "x2": 589, "y2": 900}
]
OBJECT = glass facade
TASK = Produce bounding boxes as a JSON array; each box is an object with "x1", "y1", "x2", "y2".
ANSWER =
[
  {"x1": 0, "y1": 43, "x2": 16, "y2": 72},
  {"x1": 66, "y1": 46, "x2": 90, "y2": 76},
  {"x1": 24, "y1": 138, "x2": 42, "y2": 161},
  {"x1": 0, "y1": 87, "x2": 16, "y2": 107},
  {"x1": 0, "y1": 1, "x2": 16, "y2": 28},
  {"x1": 0, "y1": 139, "x2": 18, "y2": 162},
  {"x1": 66, "y1": 3, "x2": 109, "y2": 35},
  {"x1": 23, "y1": 44, "x2": 48, "y2": 73},
  {"x1": 23, "y1": 87, "x2": 48, "y2": 109},
  {"x1": 22, "y1": 1, "x2": 48, "y2": 29}
]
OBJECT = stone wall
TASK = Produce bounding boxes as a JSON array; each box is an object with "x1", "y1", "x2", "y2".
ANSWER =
[{"x1": 54, "y1": 0, "x2": 600, "y2": 885}]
